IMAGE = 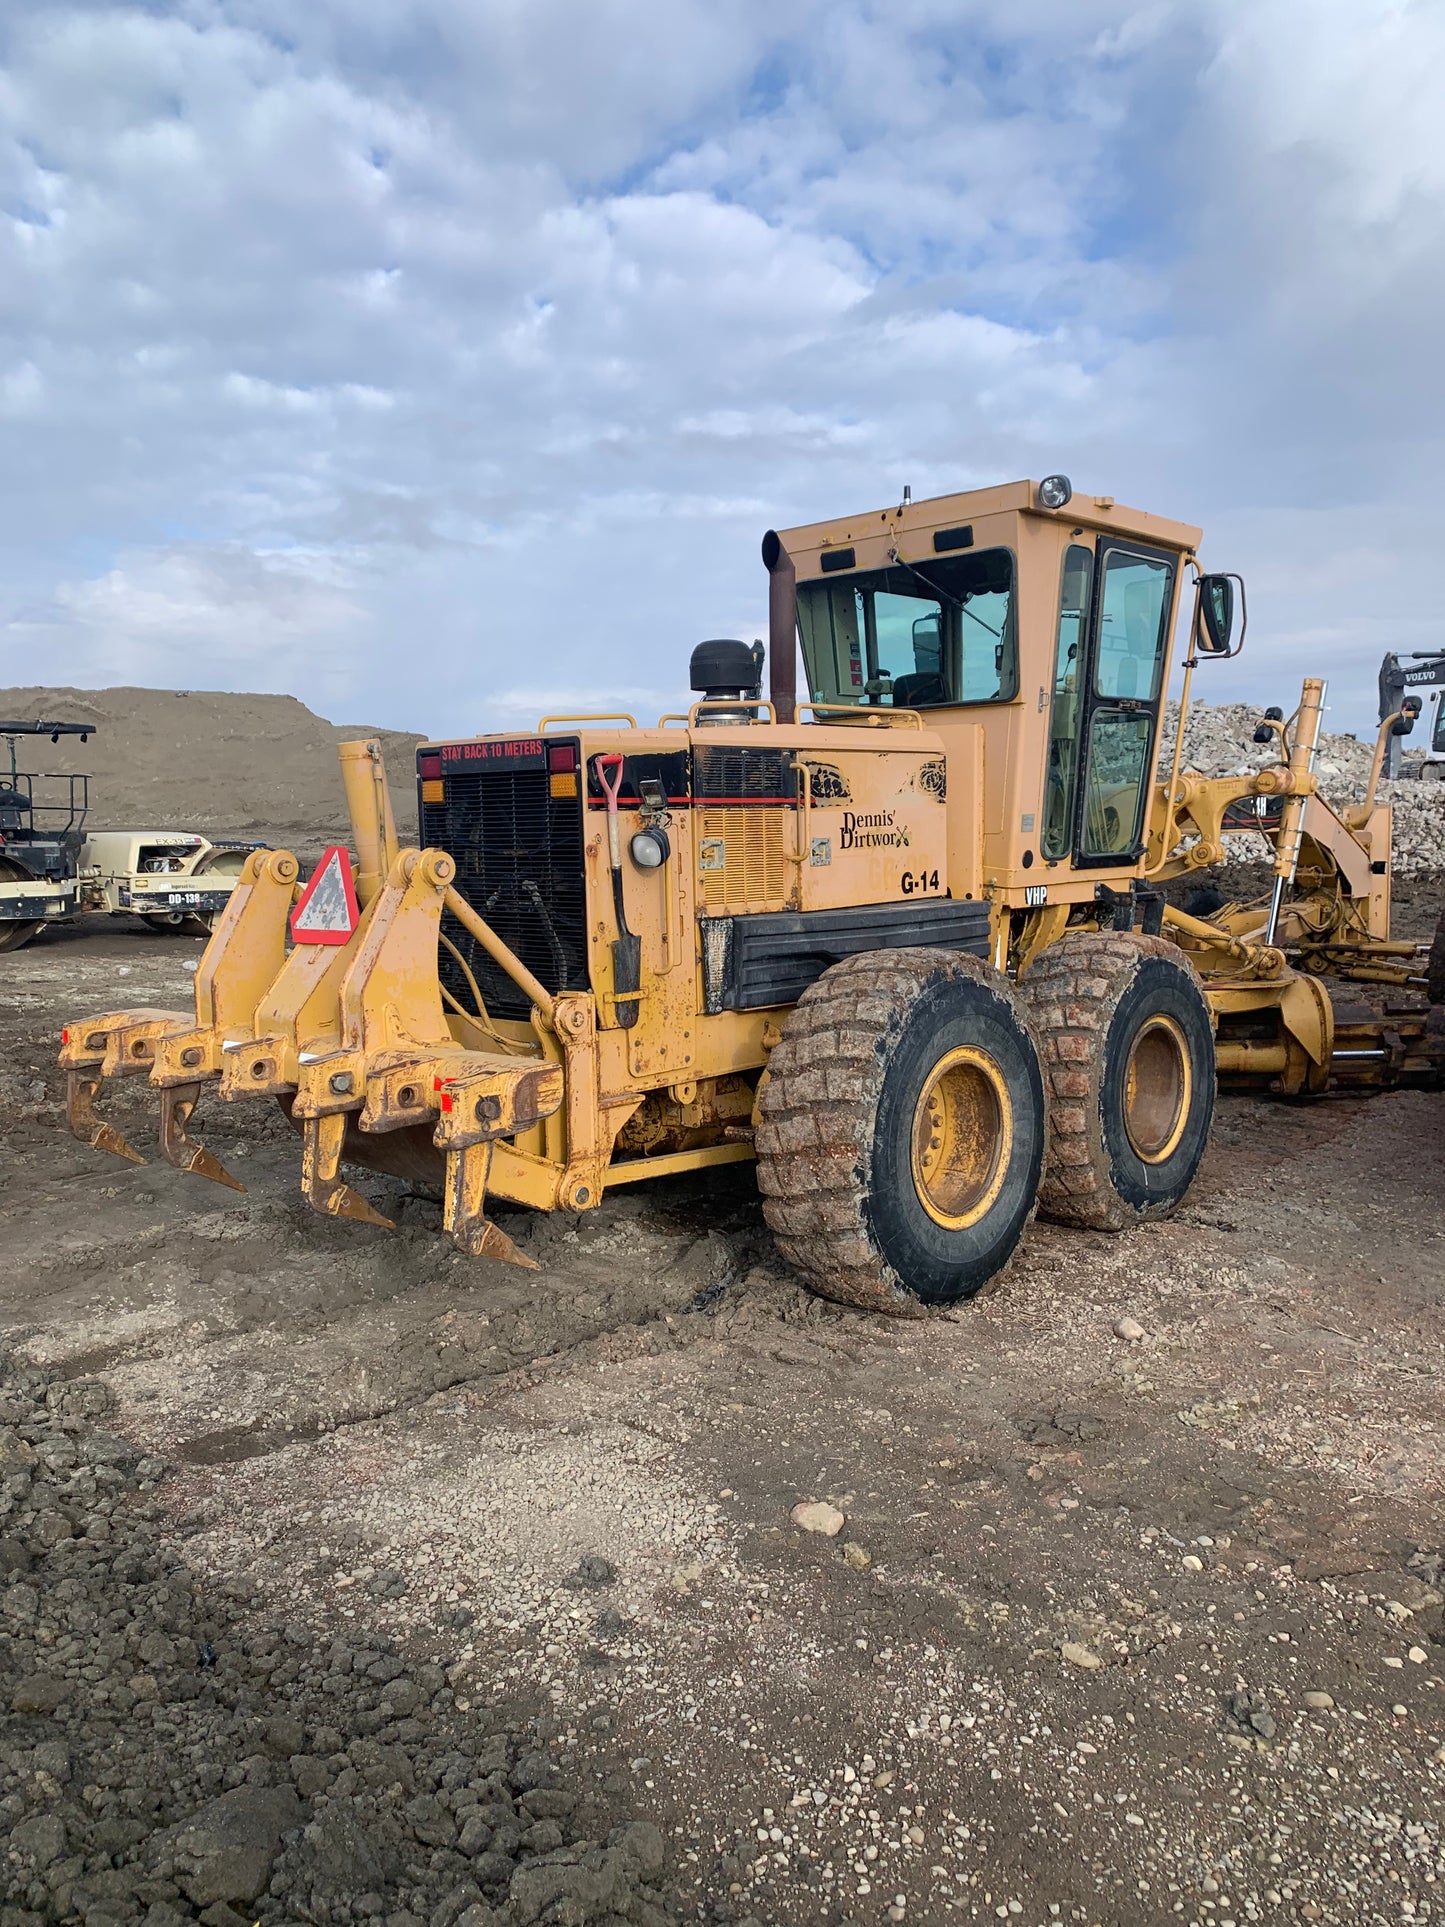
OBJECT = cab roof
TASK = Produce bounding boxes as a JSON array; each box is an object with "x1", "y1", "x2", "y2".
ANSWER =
[{"x1": 773, "y1": 479, "x2": 1203, "y2": 571}]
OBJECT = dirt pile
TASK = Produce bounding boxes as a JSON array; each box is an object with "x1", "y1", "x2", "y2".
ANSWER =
[
  {"x1": 0, "y1": 688, "x2": 421, "y2": 848},
  {"x1": 0, "y1": 1356, "x2": 675, "y2": 1927},
  {"x1": 1158, "y1": 699, "x2": 1445, "y2": 872}
]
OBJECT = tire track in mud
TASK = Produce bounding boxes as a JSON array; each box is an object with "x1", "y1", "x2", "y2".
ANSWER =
[{"x1": 3, "y1": 1110, "x2": 822, "y2": 1468}]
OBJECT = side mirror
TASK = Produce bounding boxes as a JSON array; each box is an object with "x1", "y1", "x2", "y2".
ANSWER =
[{"x1": 1196, "y1": 573, "x2": 1240, "y2": 656}]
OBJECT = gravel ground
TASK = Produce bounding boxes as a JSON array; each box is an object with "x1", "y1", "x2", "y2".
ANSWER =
[
  {"x1": 0, "y1": 1358, "x2": 675, "y2": 1927},
  {"x1": 3, "y1": 917, "x2": 1444, "y2": 1927}
]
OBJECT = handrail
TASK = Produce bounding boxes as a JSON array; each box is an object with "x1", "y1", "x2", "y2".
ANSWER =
[
  {"x1": 787, "y1": 761, "x2": 815, "y2": 870},
  {"x1": 538, "y1": 712, "x2": 637, "y2": 731}
]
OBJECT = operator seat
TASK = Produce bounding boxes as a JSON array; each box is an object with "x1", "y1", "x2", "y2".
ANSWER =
[
  {"x1": 891, "y1": 672, "x2": 948, "y2": 709},
  {"x1": 0, "y1": 784, "x2": 30, "y2": 836}
]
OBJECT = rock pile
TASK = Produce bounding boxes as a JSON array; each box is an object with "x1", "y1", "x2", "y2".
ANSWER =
[
  {"x1": 0, "y1": 1359, "x2": 674, "y2": 1927},
  {"x1": 1158, "y1": 700, "x2": 1445, "y2": 873}
]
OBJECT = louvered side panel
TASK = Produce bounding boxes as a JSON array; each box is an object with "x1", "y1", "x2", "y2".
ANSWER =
[{"x1": 698, "y1": 808, "x2": 789, "y2": 912}]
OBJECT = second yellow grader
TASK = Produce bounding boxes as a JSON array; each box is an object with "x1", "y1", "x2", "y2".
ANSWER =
[{"x1": 59, "y1": 476, "x2": 1443, "y2": 1312}]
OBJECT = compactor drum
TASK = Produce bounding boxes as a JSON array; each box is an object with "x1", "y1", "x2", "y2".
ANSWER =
[{"x1": 59, "y1": 479, "x2": 1445, "y2": 1311}]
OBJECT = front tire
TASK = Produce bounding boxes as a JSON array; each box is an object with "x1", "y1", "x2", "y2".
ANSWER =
[
  {"x1": 755, "y1": 948, "x2": 1047, "y2": 1314},
  {"x1": 1020, "y1": 930, "x2": 1215, "y2": 1231}
]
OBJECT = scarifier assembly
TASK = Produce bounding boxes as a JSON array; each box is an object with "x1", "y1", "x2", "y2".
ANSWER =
[{"x1": 59, "y1": 478, "x2": 1445, "y2": 1313}]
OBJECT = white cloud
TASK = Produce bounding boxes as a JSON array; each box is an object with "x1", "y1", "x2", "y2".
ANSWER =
[
  {"x1": 8, "y1": 544, "x2": 368, "y2": 698},
  {"x1": 0, "y1": 0, "x2": 1442, "y2": 735}
]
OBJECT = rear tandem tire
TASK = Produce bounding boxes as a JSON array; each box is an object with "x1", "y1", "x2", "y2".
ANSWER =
[
  {"x1": 1020, "y1": 930, "x2": 1215, "y2": 1231},
  {"x1": 754, "y1": 947, "x2": 1047, "y2": 1315}
]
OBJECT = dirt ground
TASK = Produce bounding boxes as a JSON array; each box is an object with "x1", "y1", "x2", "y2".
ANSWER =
[{"x1": 2, "y1": 918, "x2": 1444, "y2": 1927}]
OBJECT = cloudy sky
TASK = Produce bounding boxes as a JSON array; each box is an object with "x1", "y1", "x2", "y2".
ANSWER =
[{"x1": 2, "y1": 0, "x2": 1442, "y2": 735}]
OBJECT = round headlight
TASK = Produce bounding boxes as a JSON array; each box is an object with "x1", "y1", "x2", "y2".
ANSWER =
[
  {"x1": 629, "y1": 827, "x2": 670, "y2": 870},
  {"x1": 1037, "y1": 473, "x2": 1073, "y2": 510}
]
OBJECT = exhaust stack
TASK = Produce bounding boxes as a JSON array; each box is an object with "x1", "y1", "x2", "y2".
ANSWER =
[{"x1": 762, "y1": 530, "x2": 797, "y2": 723}]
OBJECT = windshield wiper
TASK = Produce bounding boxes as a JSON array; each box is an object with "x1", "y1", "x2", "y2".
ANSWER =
[{"x1": 885, "y1": 548, "x2": 1003, "y2": 639}]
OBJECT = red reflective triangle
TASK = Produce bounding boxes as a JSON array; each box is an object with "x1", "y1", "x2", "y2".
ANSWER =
[{"x1": 289, "y1": 846, "x2": 360, "y2": 946}]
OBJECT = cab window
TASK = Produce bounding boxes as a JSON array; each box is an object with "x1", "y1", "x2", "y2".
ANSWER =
[
  {"x1": 1078, "y1": 545, "x2": 1177, "y2": 862},
  {"x1": 1094, "y1": 549, "x2": 1173, "y2": 701},
  {"x1": 1043, "y1": 544, "x2": 1093, "y2": 859},
  {"x1": 797, "y1": 548, "x2": 1017, "y2": 709}
]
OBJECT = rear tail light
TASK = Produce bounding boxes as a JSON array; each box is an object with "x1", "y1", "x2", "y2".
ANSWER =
[
  {"x1": 419, "y1": 752, "x2": 442, "y2": 780},
  {"x1": 548, "y1": 742, "x2": 579, "y2": 795}
]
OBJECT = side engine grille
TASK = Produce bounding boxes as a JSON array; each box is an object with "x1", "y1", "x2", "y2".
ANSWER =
[
  {"x1": 698, "y1": 809, "x2": 788, "y2": 910},
  {"x1": 420, "y1": 756, "x2": 587, "y2": 1021}
]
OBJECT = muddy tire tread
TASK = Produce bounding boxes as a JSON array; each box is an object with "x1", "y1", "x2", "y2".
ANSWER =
[
  {"x1": 1021, "y1": 929, "x2": 1208, "y2": 1231},
  {"x1": 755, "y1": 946, "x2": 1038, "y2": 1316}
]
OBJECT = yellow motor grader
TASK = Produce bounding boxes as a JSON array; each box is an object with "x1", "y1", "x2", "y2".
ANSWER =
[{"x1": 58, "y1": 477, "x2": 1444, "y2": 1312}]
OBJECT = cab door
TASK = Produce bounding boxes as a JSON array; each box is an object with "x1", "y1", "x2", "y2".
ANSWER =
[{"x1": 1063, "y1": 540, "x2": 1177, "y2": 867}]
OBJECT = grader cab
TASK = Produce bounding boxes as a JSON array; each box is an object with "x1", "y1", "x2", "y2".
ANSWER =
[{"x1": 59, "y1": 477, "x2": 1445, "y2": 1313}]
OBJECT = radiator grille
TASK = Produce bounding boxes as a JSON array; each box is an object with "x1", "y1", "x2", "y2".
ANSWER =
[
  {"x1": 698, "y1": 808, "x2": 788, "y2": 911},
  {"x1": 693, "y1": 743, "x2": 793, "y2": 801},
  {"x1": 421, "y1": 766, "x2": 587, "y2": 1020}
]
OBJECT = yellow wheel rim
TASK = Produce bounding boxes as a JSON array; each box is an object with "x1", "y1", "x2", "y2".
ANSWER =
[
  {"x1": 1123, "y1": 1014, "x2": 1192, "y2": 1164},
  {"x1": 909, "y1": 1046, "x2": 1013, "y2": 1231}
]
